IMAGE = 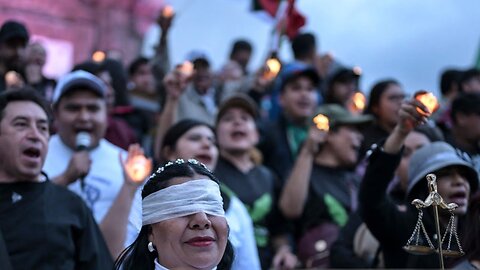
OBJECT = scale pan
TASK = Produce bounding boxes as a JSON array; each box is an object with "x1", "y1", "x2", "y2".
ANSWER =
[
  {"x1": 403, "y1": 245, "x2": 435, "y2": 255},
  {"x1": 440, "y1": 250, "x2": 465, "y2": 258}
]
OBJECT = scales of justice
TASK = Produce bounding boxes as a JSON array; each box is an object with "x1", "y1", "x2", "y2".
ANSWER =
[{"x1": 403, "y1": 173, "x2": 464, "y2": 269}]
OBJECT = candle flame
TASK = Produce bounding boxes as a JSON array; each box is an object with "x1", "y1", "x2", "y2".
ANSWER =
[
  {"x1": 263, "y1": 58, "x2": 281, "y2": 80},
  {"x1": 352, "y1": 92, "x2": 366, "y2": 111},
  {"x1": 92, "y1": 51, "x2": 106, "y2": 62},
  {"x1": 177, "y1": 61, "x2": 194, "y2": 77},
  {"x1": 415, "y1": 92, "x2": 439, "y2": 115},
  {"x1": 126, "y1": 155, "x2": 150, "y2": 183},
  {"x1": 353, "y1": 66, "x2": 362, "y2": 76},
  {"x1": 5, "y1": 71, "x2": 20, "y2": 85},
  {"x1": 313, "y1": 114, "x2": 329, "y2": 131},
  {"x1": 162, "y1": 5, "x2": 174, "y2": 18}
]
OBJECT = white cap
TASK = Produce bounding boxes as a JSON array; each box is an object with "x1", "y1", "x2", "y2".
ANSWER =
[{"x1": 52, "y1": 70, "x2": 106, "y2": 104}]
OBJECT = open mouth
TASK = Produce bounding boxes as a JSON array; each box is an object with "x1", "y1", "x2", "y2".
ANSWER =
[
  {"x1": 231, "y1": 131, "x2": 247, "y2": 139},
  {"x1": 75, "y1": 128, "x2": 93, "y2": 134},
  {"x1": 449, "y1": 191, "x2": 467, "y2": 206},
  {"x1": 296, "y1": 101, "x2": 312, "y2": 109},
  {"x1": 23, "y1": 147, "x2": 41, "y2": 159},
  {"x1": 195, "y1": 154, "x2": 212, "y2": 165}
]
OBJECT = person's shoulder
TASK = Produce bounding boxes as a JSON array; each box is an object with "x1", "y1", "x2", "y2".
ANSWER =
[
  {"x1": 99, "y1": 139, "x2": 127, "y2": 154},
  {"x1": 44, "y1": 181, "x2": 86, "y2": 209},
  {"x1": 47, "y1": 134, "x2": 62, "y2": 147}
]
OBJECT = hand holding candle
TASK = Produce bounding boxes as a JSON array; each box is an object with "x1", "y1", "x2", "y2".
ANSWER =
[
  {"x1": 349, "y1": 91, "x2": 366, "y2": 114},
  {"x1": 161, "y1": 5, "x2": 174, "y2": 18},
  {"x1": 176, "y1": 61, "x2": 194, "y2": 78},
  {"x1": 414, "y1": 91, "x2": 439, "y2": 116},
  {"x1": 122, "y1": 144, "x2": 152, "y2": 184},
  {"x1": 5, "y1": 71, "x2": 25, "y2": 90},
  {"x1": 263, "y1": 57, "x2": 281, "y2": 80},
  {"x1": 313, "y1": 113, "x2": 329, "y2": 131}
]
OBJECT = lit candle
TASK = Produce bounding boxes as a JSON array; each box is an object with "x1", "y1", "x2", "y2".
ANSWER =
[
  {"x1": 177, "y1": 61, "x2": 194, "y2": 77},
  {"x1": 162, "y1": 5, "x2": 175, "y2": 18},
  {"x1": 415, "y1": 91, "x2": 439, "y2": 116},
  {"x1": 263, "y1": 58, "x2": 281, "y2": 80},
  {"x1": 353, "y1": 66, "x2": 362, "y2": 76},
  {"x1": 126, "y1": 155, "x2": 151, "y2": 183},
  {"x1": 313, "y1": 113, "x2": 329, "y2": 131},
  {"x1": 5, "y1": 71, "x2": 19, "y2": 86},
  {"x1": 92, "y1": 51, "x2": 106, "y2": 62},
  {"x1": 350, "y1": 91, "x2": 366, "y2": 113}
]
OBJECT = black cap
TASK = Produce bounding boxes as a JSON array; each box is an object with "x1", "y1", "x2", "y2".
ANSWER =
[
  {"x1": 278, "y1": 62, "x2": 321, "y2": 92},
  {"x1": 0, "y1": 20, "x2": 29, "y2": 43},
  {"x1": 328, "y1": 68, "x2": 360, "y2": 85},
  {"x1": 216, "y1": 94, "x2": 259, "y2": 124}
]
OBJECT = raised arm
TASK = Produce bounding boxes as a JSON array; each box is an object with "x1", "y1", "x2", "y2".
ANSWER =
[
  {"x1": 359, "y1": 98, "x2": 429, "y2": 244},
  {"x1": 153, "y1": 70, "x2": 189, "y2": 161},
  {"x1": 99, "y1": 144, "x2": 152, "y2": 259},
  {"x1": 279, "y1": 126, "x2": 326, "y2": 218}
]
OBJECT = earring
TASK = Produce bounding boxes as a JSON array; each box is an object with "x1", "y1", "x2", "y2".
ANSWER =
[{"x1": 147, "y1": 241, "x2": 155, "y2": 252}]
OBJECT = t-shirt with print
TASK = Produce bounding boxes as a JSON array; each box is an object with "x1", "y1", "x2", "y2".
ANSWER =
[
  {"x1": 43, "y1": 135, "x2": 142, "y2": 248},
  {"x1": 296, "y1": 164, "x2": 358, "y2": 238},
  {"x1": 215, "y1": 157, "x2": 288, "y2": 269}
]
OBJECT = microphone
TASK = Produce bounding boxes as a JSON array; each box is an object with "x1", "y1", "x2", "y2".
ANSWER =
[{"x1": 75, "y1": 132, "x2": 91, "y2": 190}]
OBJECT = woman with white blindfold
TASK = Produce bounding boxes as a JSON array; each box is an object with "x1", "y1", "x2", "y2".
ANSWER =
[{"x1": 115, "y1": 159, "x2": 234, "y2": 270}]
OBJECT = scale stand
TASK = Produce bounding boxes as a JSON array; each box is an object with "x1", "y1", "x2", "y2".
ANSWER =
[{"x1": 403, "y1": 174, "x2": 464, "y2": 269}]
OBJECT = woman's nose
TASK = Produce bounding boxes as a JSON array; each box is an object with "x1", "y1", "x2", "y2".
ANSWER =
[
  {"x1": 188, "y1": 212, "x2": 212, "y2": 230},
  {"x1": 451, "y1": 171, "x2": 468, "y2": 186}
]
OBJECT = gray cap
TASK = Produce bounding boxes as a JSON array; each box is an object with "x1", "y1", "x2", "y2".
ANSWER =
[
  {"x1": 52, "y1": 70, "x2": 106, "y2": 104},
  {"x1": 407, "y1": 141, "x2": 479, "y2": 198}
]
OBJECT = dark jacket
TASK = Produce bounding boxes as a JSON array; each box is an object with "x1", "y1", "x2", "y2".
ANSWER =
[
  {"x1": 359, "y1": 147, "x2": 444, "y2": 268},
  {"x1": 258, "y1": 115, "x2": 296, "y2": 184}
]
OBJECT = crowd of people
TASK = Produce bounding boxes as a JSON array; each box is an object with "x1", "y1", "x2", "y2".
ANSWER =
[{"x1": 0, "y1": 9, "x2": 480, "y2": 270}]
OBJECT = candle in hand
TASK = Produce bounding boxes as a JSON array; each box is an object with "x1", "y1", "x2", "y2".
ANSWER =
[
  {"x1": 177, "y1": 61, "x2": 194, "y2": 77},
  {"x1": 126, "y1": 155, "x2": 150, "y2": 183},
  {"x1": 414, "y1": 91, "x2": 439, "y2": 116},
  {"x1": 263, "y1": 58, "x2": 281, "y2": 80},
  {"x1": 162, "y1": 5, "x2": 174, "y2": 18},
  {"x1": 350, "y1": 92, "x2": 366, "y2": 113},
  {"x1": 313, "y1": 114, "x2": 329, "y2": 131}
]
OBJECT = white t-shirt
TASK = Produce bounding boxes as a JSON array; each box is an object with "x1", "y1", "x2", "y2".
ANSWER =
[
  {"x1": 226, "y1": 196, "x2": 261, "y2": 270},
  {"x1": 43, "y1": 135, "x2": 142, "y2": 247}
]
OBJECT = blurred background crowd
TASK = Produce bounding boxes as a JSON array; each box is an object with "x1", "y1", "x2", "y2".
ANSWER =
[{"x1": 1, "y1": 0, "x2": 480, "y2": 269}]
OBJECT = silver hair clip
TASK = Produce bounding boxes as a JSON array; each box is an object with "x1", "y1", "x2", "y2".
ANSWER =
[{"x1": 149, "y1": 158, "x2": 210, "y2": 179}]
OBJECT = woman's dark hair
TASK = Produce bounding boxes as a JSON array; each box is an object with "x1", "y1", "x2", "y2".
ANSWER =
[
  {"x1": 160, "y1": 118, "x2": 231, "y2": 214},
  {"x1": 114, "y1": 161, "x2": 234, "y2": 270},
  {"x1": 364, "y1": 79, "x2": 400, "y2": 118},
  {"x1": 462, "y1": 191, "x2": 480, "y2": 261},
  {"x1": 101, "y1": 58, "x2": 130, "y2": 107},
  {"x1": 161, "y1": 119, "x2": 215, "y2": 163}
]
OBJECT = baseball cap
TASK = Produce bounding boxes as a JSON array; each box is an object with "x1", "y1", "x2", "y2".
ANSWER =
[
  {"x1": 313, "y1": 104, "x2": 373, "y2": 128},
  {"x1": 328, "y1": 67, "x2": 360, "y2": 85},
  {"x1": 0, "y1": 20, "x2": 29, "y2": 43},
  {"x1": 52, "y1": 70, "x2": 107, "y2": 104},
  {"x1": 407, "y1": 142, "x2": 479, "y2": 199},
  {"x1": 216, "y1": 94, "x2": 259, "y2": 123},
  {"x1": 278, "y1": 62, "x2": 321, "y2": 92}
]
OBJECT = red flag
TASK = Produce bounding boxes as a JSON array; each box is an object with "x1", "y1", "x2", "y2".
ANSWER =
[{"x1": 255, "y1": 0, "x2": 306, "y2": 40}]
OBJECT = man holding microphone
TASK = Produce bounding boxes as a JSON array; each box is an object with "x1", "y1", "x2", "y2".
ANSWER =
[{"x1": 43, "y1": 70, "x2": 151, "y2": 259}]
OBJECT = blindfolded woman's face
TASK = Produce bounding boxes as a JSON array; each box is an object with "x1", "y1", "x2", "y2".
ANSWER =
[{"x1": 148, "y1": 176, "x2": 228, "y2": 270}]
